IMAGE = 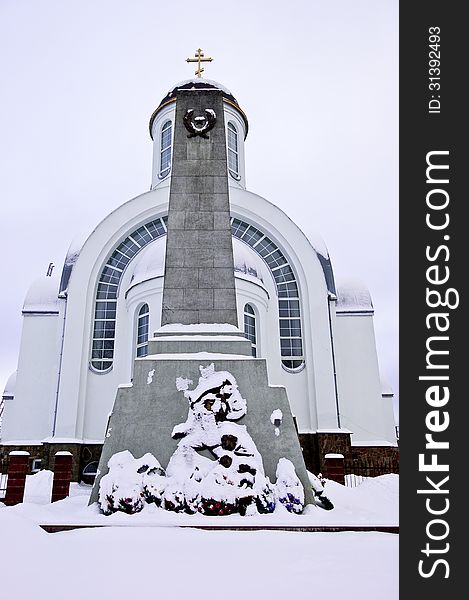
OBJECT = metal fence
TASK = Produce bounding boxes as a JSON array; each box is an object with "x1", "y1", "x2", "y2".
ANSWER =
[
  {"x1": 0, "y1": 473, "x2": 7, "y2": 499},
  {"x1": 344, "y1": 458, "x2": 399, "y2": 488},
  {"x1": 0, "y1": 455, "x2": 8, "y2": 499}
]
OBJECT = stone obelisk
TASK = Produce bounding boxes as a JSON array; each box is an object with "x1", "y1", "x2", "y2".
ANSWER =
[
  {"x1": 161, "y1": 89, "x2": 238, "y2": 327},
  {"x1": 90, "y1": 84, "x2": 314, "y2": 506}
]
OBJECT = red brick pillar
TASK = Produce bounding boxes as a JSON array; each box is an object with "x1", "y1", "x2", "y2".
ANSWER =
[
  {"x1": 324, "y1": 453, "x2": 345, "y2": 485},
  {"x1": 4, "y1": 451, "x2": 30, "y2": 506},
  {"x1": 51, "y1": 451, "x2": 73, "y2": 502}
]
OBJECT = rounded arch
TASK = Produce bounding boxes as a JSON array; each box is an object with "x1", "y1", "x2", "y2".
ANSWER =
[
  {"x1": 90, "y1": 214, "x2": 305, "y2": 372},
  {"x1": 90, "y1": 216, "x2": 167, "y2": 371},
  {"x1": 230, "y1": 217, "x2": 304, "y2": 370}
]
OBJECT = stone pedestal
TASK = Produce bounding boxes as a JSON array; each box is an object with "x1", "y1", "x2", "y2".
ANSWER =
[
  {"x1": 4, "y1": 451, "x2": 29, "y2": 506},
  {"x1": 91, "y1": 352, "x2": 314, "y2": 506},
  {"x1": 51, "y1": 451, "x2": 73, "y2": 502},
  {"x1": 324, "y1": 453, "x2": 345, "y2": 485}
]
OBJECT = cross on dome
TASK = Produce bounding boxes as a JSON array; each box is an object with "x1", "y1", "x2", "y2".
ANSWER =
[{"x1": 186, "y1": 48, "x2": 213, "y2": 78}]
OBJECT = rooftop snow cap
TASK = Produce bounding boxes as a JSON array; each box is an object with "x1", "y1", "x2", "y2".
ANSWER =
[
  {"x1": 149, "y1": 78, "x2": 249, "y2": 139},
  {"x1": 23, "y1": 274, "x2": 60, "y2": 313},
  {"x1": 336, "y1": 279, "x2": 373, "y2": 314}
]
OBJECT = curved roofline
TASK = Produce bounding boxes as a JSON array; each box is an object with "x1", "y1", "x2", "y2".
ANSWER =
[
  {"x1": 229, "y1": 188, "x2": 336, "y2": 296},
  {"x1": 59, "y1": 187, "x2": 336, "y2": 298}
]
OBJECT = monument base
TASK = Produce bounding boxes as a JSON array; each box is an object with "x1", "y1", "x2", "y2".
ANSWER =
[{"x1": 90, "y1": 352, "x2": 314, "y2": 507}]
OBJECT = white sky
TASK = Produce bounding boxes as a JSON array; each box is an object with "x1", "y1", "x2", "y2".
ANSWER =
[{"x1": 0, "y1": 0, "x2": 398, "y2": 421}]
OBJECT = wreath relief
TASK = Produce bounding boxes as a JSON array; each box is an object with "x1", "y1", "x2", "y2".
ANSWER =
[{"x1": 183, "y1": 108, "x2": 217, "y2": 139}]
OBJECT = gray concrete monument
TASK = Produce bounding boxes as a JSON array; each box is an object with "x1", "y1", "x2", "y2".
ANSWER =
[
  {"x1": 162, "y1": 89, "x2": 238, "y2": 327},
  {"x1": 90, "y1": 85, "x2": 314, "y2": 508}
]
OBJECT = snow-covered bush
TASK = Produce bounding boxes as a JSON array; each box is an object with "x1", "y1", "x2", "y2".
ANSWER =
[
  {"x1": 308, "y1": 471, "x2": 334, "y2": 510},
  {"x1": 255, "y1": 479, "x2": 276, "y2": 514},
  {"x1": 276, "y1": 458, "x2": 304, "y2": 514},
  {"x1": 98, "y1": 450, "x2": 165, "y2": 515}
]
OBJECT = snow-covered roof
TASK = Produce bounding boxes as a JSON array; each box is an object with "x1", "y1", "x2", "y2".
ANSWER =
[
  {"x1": 23, "y1": 274, "x2": 60, "y2": 313},
  {"x1": 336, "y1": 279, "x2": 373, "y2": 314},
  {"x1": 127, "y1": 237, "x2": 268, "y2": 291},
  {"x1": 2, "y1": 371, "x2": 16, "y2": 399},
  {"x1": 166, "y1": 78, "x2": 234, "y2": 98}
]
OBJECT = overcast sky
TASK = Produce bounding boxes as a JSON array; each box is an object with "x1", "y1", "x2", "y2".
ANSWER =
[{"x1": 0, "y1": 0, "x2": 398, "y2": 421}]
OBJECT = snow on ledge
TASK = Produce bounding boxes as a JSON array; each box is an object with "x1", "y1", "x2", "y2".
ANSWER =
[
  {"x1": 1, "y1": 440, "x2": 45, "y2": 446},
  {"x1": 325, "y1": 453, "x2": 344, "y2": 459},
  {"x1": 315, "y1": 428, "x2": 353, "y2": 435},
  {"x1": 144, "y1": 352, "x2": 255, "y2": 361},
  {"x1": 336, "y1": 279, "x2": 373, "y2": 313},
  {"x1": 351, "y1": 440, "x2": 398, "y2": 447},
  {"x1": 152, "y1": 335, "x2": 248, "y2": 342},
  {"x1": 156, "y1": 323, "x2": 243, "y2": 334}
]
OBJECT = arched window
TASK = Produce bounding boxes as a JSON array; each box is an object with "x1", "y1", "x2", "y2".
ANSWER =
[
  {"x1": 231, "y1": 218, "x2": 305, "y2": 370},
  {"x1": 90, "y1": 217, "x2": 167, "y2": 371},
  {"x1": 81, "y1": 461, "x2": 99, "y2": 484},
  {"x1": 244, "y1": 303, "x2": 257, "y2": 357},
  {"x1": 227, "y1": 122, "x2": 239, "y2": 178},
  {"x1": 136, "y1": 304, "x2": 150, "y2": 357},
  {"x1": 159, "y1": 120, "x2": 172, "y2": 178},
  {"x1": 91, "y1": 215, "x2": 305, "y2": 372}
]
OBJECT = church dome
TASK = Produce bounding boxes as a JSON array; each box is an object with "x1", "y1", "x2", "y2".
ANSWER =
[
  {"x1": 149, "y1": 78, "x2": 249, "y2": 139},
  {"x1": 127, "y1": 236, "x2": 267, "y2": 291},
  {"x1": 23, "y1": 274, "x2": 59, "y2": 313}
]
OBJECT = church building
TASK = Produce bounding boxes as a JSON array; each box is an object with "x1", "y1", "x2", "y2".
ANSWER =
[{"x1": 0, "y1": 65, "x2": 397, "y2": 482}]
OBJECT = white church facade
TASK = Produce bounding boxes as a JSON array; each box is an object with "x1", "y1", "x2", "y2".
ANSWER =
[{"x1": 0, "y1": 78, "x2": 397, "y2": 481}]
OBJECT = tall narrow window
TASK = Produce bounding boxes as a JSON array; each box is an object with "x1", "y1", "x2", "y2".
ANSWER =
[
  {"x1": 231, "y1": 217, "x2": 305, "y2": 371},
  {"x1": 244, "y1": 303, "x2": 257, "y2": 357},
  {"x1": 227, "y1": 122, "x2": 239, "y2": 178},
  {"x1": 160, "y1": 120, "x2": 172, "y2": 178},
  {"x1": 136, "y1": 304, "x2": 150, "y2": 357}
]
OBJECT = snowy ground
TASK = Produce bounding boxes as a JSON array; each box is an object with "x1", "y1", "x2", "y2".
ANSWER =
[{"x1": 0, "y1": 472, "x2": 399, "y2": 599}]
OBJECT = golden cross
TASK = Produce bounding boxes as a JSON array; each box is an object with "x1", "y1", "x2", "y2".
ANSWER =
[{"x1": 186, "y1": 48, "x2": 213, "y2": 78}]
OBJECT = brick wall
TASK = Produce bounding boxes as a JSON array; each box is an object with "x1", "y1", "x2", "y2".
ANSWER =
[
  {"x1": 297, "y1": 433, "x2": 399, "y2": 477},
  {"x1": 1, "y1": 437, "x2": 399, "y2": 484}
]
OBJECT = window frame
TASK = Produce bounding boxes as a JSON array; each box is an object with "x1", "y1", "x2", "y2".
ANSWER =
[
  {"x1": 243, "y1": 303, "x2": 258, "y2": 357},
  {"x1": 90, "y1": 216, "x2": 304, "y2": 373},
  {"x1": 90, "y1": 217, "x2": 167, "y2": 373},
  {"x1": 31, "y1": 458, "x2": 42, "y2": 473},
  {"x1": 159, "y1": 120, "x2": 172, "y2": 179},
  {"x1": 227, "y1": 122, "x2": 241, "y2": 180},
  {"x1": 135, "y1": 303, "x2": 150, "y2": 358}
]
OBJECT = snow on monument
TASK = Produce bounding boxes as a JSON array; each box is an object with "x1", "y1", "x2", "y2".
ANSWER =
[{"x1": 90, "y1": 70, "x2": 314, "y2": 510}]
